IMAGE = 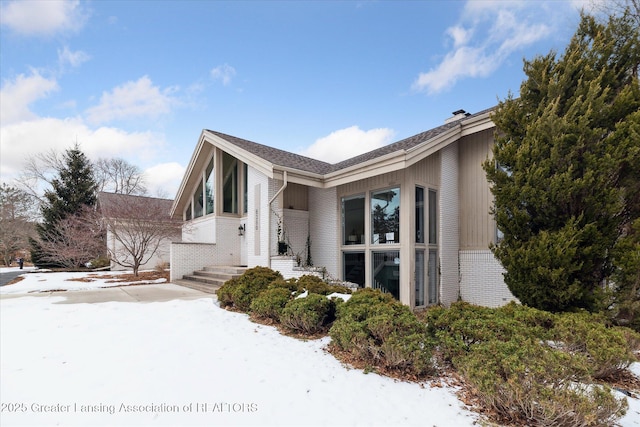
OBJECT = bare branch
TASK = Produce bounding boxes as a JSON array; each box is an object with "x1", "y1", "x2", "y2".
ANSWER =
[
  {"x1": 94, "y1": 158, "x2": 147, "y2": 195},
  {"x1": 99, "y1": 193, "x2": 180, "y2": 275},
  {"x1": 35, "y1": 206, "x2": 105, "y2": 269}
]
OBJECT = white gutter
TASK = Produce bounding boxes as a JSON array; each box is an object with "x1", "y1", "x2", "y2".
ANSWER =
[
  {"x1": 268, "y1": 170, "x2": 288, "y2": 205},
  {"x1": 268, "y1": 170, "x2": 288, "y2": 266}
]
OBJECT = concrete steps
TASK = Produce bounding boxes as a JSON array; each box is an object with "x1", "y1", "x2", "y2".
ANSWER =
[{"x1": 174, "y1": 266, "x2": 248, "y2": 294}]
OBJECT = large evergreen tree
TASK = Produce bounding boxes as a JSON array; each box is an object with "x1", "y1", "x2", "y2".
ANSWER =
[
  {"x1": 484, "y1": 11, "x2": 640, "y2": 312},
  {"x1": 31, "y1": 144, "x2": 98, "y2": 267}
]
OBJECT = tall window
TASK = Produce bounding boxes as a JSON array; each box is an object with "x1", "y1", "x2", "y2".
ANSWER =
[
  {"x1": 205, "y1": 157, "x2": 215, "y2": 215},
  {"x1": 243, "y1": 164, "x2": 248, "y2": 214},
  {"x1": 343, "y1": 252, "x2": 365, "y2": 287},
  {"x1": 193, "y1": 180, "x2": 204, "y2": 218},
  {"x1": 223, "y1": 152, "x2": 238, "y2": 213},
  {"x1": 371, "y1": 188, "x2": 400, "y2": 244},
  {"x1": 342, "y1": 195, "x2": 365, "y2": 245},
  {"x1": 429, "y1": 189, "x2": 437, "y2": 244},
  {"x1": 185, "y1": 202, "x2": 192, "y2": 221},
  {"x1": 428, "y1": 249, "x2": 438, "y2": 304},
  {"x1": 372, "y1": 251, "x2": 400, "y2": 299},
  {"x1": 415, "y1": 250, "x2": 425, "y2": 306},
  {"x1": 416, "y1": 187, "x2": 424, "y2": 243}
]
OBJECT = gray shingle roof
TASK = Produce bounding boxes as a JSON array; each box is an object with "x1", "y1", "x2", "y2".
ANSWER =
[
  {"x1": 98, "y1": 192, "x2": 175, "y2": 219},
  {"x1": 206, "y1": 106, "x2": 494, "y2": 175}
]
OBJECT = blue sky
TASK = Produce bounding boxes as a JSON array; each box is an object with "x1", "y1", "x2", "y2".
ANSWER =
[{"x1": 1, "y1": 0, "x2": 592, "y2": 197}]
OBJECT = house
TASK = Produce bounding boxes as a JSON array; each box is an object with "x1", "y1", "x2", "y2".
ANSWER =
[
  {"x1": 169, "y1": 107, "x2": 518, "y2": 309},
  {"x1": 97, "y1": 192, "x2": 181, "y2": 272}
]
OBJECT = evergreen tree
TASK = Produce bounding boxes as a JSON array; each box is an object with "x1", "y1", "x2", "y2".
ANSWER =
[
  {"x1": 31, "y1": 144, "x2": 98, "y2": 267},
  {"x1": 484, "y1": 11, "x2": 640, "y2": 312}
]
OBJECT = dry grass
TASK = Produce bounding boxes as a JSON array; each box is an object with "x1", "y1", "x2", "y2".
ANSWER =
[{"x1": 64, "y1": 270, "x2": 170, "y2": 284}]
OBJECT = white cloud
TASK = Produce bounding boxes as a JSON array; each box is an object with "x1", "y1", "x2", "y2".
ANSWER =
[
  {"x1": 0, "y1": 117, "x2": 163, "y2": 183},
  {"x1": 447, "y1": 25, "x2": 472, "y2": 48},
  {"x1": 210, "y1": 64, "x2": 236, "y2": 86},
  {"x1": 413, "y1": 1, "x2": 552, "y2": 95},
  {"x1": 84, "y1": 76, "x2": 178, "y2": 124},
  {"x1": 58, "y1": 46, "x2": 91, "y2": 69},
  {"x1": 0, "y1": 0, "x2": 88, "y2": 36},
  {"x1": 300, "y1": 126, "x2": 395, "y2": 164},
  {"x1": 143, "y1": 162, "x2": 185, "y2": 198},
  {"x1": 0, "y1": 70, "x2": 58, "y2": 124}
]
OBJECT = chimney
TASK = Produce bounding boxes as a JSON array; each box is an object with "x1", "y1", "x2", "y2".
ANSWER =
[{"x1": 445, "y1": 109, "x2": 471, "y2": 124}]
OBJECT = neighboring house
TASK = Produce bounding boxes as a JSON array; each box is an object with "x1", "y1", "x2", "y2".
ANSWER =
[
  {"x1": 98, "y1": 192, "x2": 181, "y2": 272},
  {"x1": 170, "y1": 107, "x2": 518, "y2": 309}
]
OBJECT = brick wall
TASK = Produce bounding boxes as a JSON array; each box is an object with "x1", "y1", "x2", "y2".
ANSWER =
[
  {"x1": 459, "y1": 250, "x2": 518, "y2": 307},
  {"x1": 283, "y1": 209, "x2": 309, "y2": 262},
  {"x1": 170, "y1": 242, "x2": 217, "y2": 282},
  {"x1": 247, "y1": 166, "x2": 270, "y2": 268},
  {"x1": 309, "y1": 187, "x2": 339, "y2": 278},
  {"x1": 182, "y1": 217, "x2": 216, "y2": 243},
  {"x1": 439, "y1": 142, "x2": 460, "y2": 306},
  {"x1": 270, "y1": 256, "x2": 324, "y2": 280}
]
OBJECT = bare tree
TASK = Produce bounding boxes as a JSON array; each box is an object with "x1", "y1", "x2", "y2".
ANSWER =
[
  {"x1": 590, "y1": 0, "x2": 640, "y2": 26},
  {"x1": 35, "y1": 205, "x2": 106, "y2": 269},
  {"x1": 98, "y1": 192, "x2": 181, "y2": 276},
  {"x1": 0, "y1": 184, "x2": 37, "y2": 265},
  {"x1": 94, "y1": 158, "x2": 147, "y2": 195},
  {"x1": 17, "y1": 148, "x2": 66, "y2": 206}
]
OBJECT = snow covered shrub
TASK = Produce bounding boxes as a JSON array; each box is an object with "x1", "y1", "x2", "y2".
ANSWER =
[
  {"x1": 296, "y1": 275, "x2": 352, "y2": 295},
  {"x1": 553, "y1": 311, "x2": 640, "y2": 379},
  {"x1": 280, "y1": 293, "x2": 335, "y2": 334},
  {"x1": 223, "y1": 267, "x2": 283, "y2": 312},
  {"x1": 250, "y1": 287, "x2": 292, "y2": 321},
  {"x1": 457, "y1": 336, "x2": 627, "y2": 426},
  {"x1": 330, "y1": 288, "x2": 434, "y2": 376}
]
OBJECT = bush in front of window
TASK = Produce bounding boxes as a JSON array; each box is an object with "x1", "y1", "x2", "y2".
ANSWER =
[{"x1": 329, "y1": 288, "x2": 435, "y2": 377}]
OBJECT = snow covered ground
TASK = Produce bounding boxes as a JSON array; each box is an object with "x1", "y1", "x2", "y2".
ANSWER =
[{"x1": 1, "y1": 269, "x2": 639, "y2": 426}]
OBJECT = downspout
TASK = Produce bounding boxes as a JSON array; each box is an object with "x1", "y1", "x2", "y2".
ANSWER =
[{"x1": 268, "y1": 170, "x2": 288, "y2": 267}]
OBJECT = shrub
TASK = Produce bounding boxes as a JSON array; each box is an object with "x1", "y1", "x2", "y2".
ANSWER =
[
  {"x1": 424, "y1": 301, "x2": 555, "y2": 363},
  {"x1": 457, "y1": 336, "x2": 627, "y2": 426},
  {"x1": 268, "y1": 278, "x2": 300, "y2": 293},
  {"x1": 280, "y1": 294, "x2": 335, "y2": 335},
  {"x1": 216, "y1": 277, "x2": 239, "y2": 308},
  {"x1": 553, "y1": 311, "x2": 640, "y2": 379},
  {"x1": 250, "y1": 287, "x2": 292, "y2": 321},
  {"x1": 216, "y1": 267, "x2": 283, "y2": 312},
  {"x1": 294, "y1": 275, "x2": 353, "y2": 296},
  {"x1": 330, "y1": 288, "x2": 434, "y2": 376}
]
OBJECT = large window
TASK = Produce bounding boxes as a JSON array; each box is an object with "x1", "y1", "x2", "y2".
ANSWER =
[
  {"x1": 223, "y1": 152, "x2": 238, "y2": 213},
  {"x1": 415, "y1": 250, "x2": 425, "y2": 306},
  {"x1": 343, "y1": 252, "x2": 365, "y2": 287},
  {"x1": 371, "y1": 188, "x2": 400, "y2": 244},
  {"x1": 342, "y1": 195, "x2": 365, "y2": 245},
  {"x1": 372, "y1": 251, "x2": 400, "y2": 299},
  {"x1": 428, "y1": 249, "x2": 438, "y2": 304},
  {"x1": 429, "y1": 189, "x2": 437, "y2": 244},
  {"x1": 416, "y1": 187, "x2": 424, "y2": 243},
  {"x1": 243, "y1": 164, "x2": 248, "y2": 214},
  {"x1": 193, "y1": 180, "x2": 204, "y2": 218},
  {"x1": 205, "y1": 157, "x2": 214, "y2": 215}
]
